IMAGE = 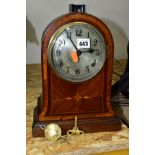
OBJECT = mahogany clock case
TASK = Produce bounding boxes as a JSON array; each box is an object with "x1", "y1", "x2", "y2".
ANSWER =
[{"x1": 32, "y1": 12, "x2": 121, "y2": 137}]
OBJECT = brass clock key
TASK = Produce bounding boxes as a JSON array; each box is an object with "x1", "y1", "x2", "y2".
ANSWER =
[{"x1": 67, "y1": 116, "x2": 84, "y2": 136}]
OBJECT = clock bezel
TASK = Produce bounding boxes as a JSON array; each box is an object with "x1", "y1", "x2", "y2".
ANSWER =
[{"x1": 47, "y1": 22, "x2": 107, "y2": 83}]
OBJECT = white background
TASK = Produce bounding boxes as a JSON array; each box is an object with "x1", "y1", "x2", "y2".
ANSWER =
[
  {"x1": 26, "y1": 0, "x2": 129, "y2": 64},
  {"x1": 0, "y1": 0, "x2": 155, "y2": 155}
]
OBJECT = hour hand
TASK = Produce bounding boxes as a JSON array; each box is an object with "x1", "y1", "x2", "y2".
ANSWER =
[{"x1": 82, "y1": 48, "x2": 99, "y2": 54}]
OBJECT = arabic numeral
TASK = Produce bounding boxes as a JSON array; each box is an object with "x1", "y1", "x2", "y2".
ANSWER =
[
  {"x1": 59, "y1": 59, "x2": 63, "y2": 67},
  {"x1": 76, "y1": 29, "x2": 82, "y2": 36},
  {"x1": 91, "y1": 59, "x2": 96, "y2": 67},
  {"x1": 67, "y1": 32, "x2": 71, "y2": 38},
  {"x1": 56, "y1": 49, "x2": 61, "y2": 57},
  {"x1": 94, "y1": 39, "x2": 98, "y2": 46},
  {"x1": 85, "y1": 66, "x2": 90, "y2": 73},
  {"x1": 96, "y1": 51, "x2": 100, "y2": 56},
  {"x1": 66, "y1": 66, "x2": 70, "y2": 73},
  {"x1": 58, "y1": 39, "x2": 65, "y2": 46},
  {"x1": 75, "y1": 69, "x2": 80, "y2": 74}
]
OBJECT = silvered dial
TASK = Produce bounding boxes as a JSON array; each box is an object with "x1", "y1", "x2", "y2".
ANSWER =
[{"x1": 47, "y1": 22, "x2": 107, "y2": 82}]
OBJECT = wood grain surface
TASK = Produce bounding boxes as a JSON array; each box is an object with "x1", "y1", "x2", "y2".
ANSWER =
[{"x1": 26, "y1": 60, "x2": 128, "y2": 154}]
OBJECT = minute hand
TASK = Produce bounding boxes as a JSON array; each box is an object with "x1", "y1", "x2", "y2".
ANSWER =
[
  {"x1": 65, "y1": 31, "x2": 78, "y2": 51},
  {"x1": 65, "y1": 31, "x2": 82, "y2": 56}
]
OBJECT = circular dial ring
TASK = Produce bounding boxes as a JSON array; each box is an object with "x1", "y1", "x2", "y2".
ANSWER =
[{"x1": 47, "y1": 22, "x2": 107, "y2": 83}]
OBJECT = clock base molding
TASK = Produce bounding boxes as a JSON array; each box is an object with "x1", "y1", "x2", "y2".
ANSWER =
[{"x1": 32, "y1": 100, "x2": 121, "y2": 137}]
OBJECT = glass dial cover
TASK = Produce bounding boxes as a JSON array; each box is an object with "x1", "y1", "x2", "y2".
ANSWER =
[{"x1": 47, "y1": 22, "x2": 107, "y2": 82}]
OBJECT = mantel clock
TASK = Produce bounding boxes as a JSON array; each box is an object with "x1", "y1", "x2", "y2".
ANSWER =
[{"x1": 32, "y1": 5, "x2": 121, "y2": 137}]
